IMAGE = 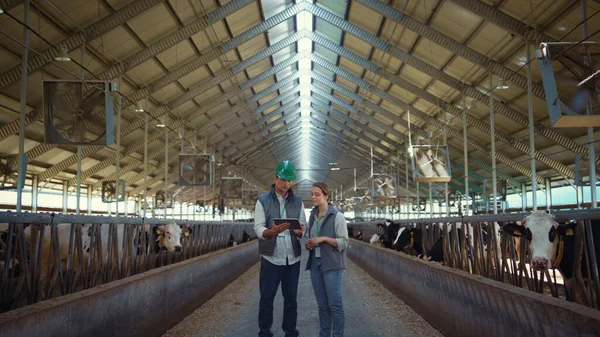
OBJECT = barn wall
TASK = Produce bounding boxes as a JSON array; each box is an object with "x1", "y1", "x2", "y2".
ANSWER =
[
  {"x1": 0, "y1": 241, "x2": 259, "y2": 337},
  {"x1": 347, "y1": 239, "x2": 600, "y2": 337}
]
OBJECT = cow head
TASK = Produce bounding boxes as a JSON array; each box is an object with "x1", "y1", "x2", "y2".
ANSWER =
[
  {"x1": 156, "y1": 221, "x2": 184, "y2": 252},
  {"x1": 502, "y1": 211, "x2": 559, "y2": 271},
  {"x1": 182, "y1": 225, "x2": 192, "y2": 237}
]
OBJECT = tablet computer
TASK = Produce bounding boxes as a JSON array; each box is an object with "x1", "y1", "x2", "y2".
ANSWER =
[{"x1": 273, "y1": 218, "x2": 301, "y2": 230}]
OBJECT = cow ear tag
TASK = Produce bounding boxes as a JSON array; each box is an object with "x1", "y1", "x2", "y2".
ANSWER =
[
  {"x1": 565, "y1": 228, "x2": 574, "y2": 236},
  {"x1": 514, "y1": 230, "x2": 522, "y2": 236}
]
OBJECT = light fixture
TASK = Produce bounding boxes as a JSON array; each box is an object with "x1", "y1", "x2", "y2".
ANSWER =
[
  {"x1": 156, "y1": 123, "x2": 166, "y2": 128},
  {"x1": 328, "y1": 162, "x2": 337, "y2": 166},
  {"x1": 0, "y1": 8, "x2": 4, "y2": 14},
  {"x1": 135, "y1": 103, "x2": 144, "y2": 113},
  {"x1": 330, "y1": 167, "x2": 340, "y2": 171},
  {"x1": 558, "y1": 25, "x2": 566, "y2": 32},
  {"x1": 54, "y1": 45, "x2": 71, "y2": 62},
  {"x1": 496, "y1": 79, "x2": 509, "y2": 90}
]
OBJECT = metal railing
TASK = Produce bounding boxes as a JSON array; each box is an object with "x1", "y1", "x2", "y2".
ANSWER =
[
  {"x1": 0, "y1": 212, "x2": 255, "y2": 312},
  {"x1": 348, "y1": 209, "x2": 600, "y2": 309}
]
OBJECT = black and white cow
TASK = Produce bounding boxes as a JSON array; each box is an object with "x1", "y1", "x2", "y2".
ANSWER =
[
  {"x1": 369, "y1": 233, "x2": 384, "y2": 246},
  {"x1": 418, "y1": 222, "x2": 476, "y2": 262},
  {"x1": 393, "y1": 227, "x2": 423, "y2": 255},
  {"x1": 502, "y1": 211, "x2": 600, "y2": 305},
  {"x1": 228, "y1": 234, "x2": 238, "y2": 247},
  {"x1": 376, "y1": 220, "x2": 400, "y2": 249},
  {"x1": 355, "y1": 230, "x2": 363, "y2": 241}
]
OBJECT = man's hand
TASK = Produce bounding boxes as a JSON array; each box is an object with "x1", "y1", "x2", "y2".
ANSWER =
[
  {"x1": 292, "y1": 223, "x2": 306, "y2": 238},
  {"x1": 264, "y1": 221, "x2": 290, "y2": 238}
]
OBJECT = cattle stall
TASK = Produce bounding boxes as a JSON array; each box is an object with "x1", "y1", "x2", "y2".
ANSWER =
[
  {"x1": 0, "y1": 212, "x2": 256, "y2": 312},
  {"x1": 348, "y1": 208, "x2": 600, "y2": 310}
]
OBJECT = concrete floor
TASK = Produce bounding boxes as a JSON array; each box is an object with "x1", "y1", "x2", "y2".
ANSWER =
[{"x1": 163, "y1": 240, "x2": 444, "y2": 337}]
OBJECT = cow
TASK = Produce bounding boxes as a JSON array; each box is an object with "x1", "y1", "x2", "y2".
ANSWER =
[
  {"x1": 376, "y1": 220, "x2": 400, "y2": 249},
  {"x1": 393, "y1": 227, "x2": 423, "y2": 255},
  {"x1": 418, "y1": 222, "x2": 513, "y2": 264},
  {"x1": 418, "y1": 222, "x2": 472, "y2": 262},
  {"x1": 369, "y1": 234, "x2": 383, "y2": 246},
  {"x1": 502, "y1": 211, "x2": 600, "y2": 306},
  {"x1": 228, "y1": 234, "x2": 238, "y2": 247},
  {"x1": 22, "y1": 221, "x2": 189, "y2": 288},
  {"x1": 355, "y1": 229, "x2": 363, "y2": 241},
  {"x1": 1, "y1": 223, "x2": 26, "y2": 280}
]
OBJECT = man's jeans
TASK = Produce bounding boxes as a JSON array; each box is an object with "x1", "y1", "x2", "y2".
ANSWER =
[
  {"x1": 310, "y1": 256, "x2": 344, "y2": 337},
  {"x1": 259, "y1": 257, "x2": 300, "y2": 337}
]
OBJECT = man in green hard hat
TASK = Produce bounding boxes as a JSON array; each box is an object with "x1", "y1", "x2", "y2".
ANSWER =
[{"x1": 254, "y1": 160, "x2": 306, "y2": 337}]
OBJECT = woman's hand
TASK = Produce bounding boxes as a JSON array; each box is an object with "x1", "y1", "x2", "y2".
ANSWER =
[
  {"x1": 307, "y1": 236, "x2": 337, "y2": 249},
  {"x1": 306, "y1": 237, "x2": 317, "y2": 249}
]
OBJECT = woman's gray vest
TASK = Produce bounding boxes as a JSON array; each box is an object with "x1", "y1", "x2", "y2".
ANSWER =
[
  {"x1": 305, "y1": 205, "x2": 346, "y2": 272},
  {"x1": 257, "y1": 185, "x2": 303, "y2": 257}
]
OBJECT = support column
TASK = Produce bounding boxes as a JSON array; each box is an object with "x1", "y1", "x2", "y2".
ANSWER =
[
  {"x1": 16, "y1": 0, "x2": 31, "y2": 213},
  {"x1": 115, "y1": 75, "x2": 123, "y2": 216},
  {"x1": 489, "y1": 72, "x2": 498, "y2": 215},
  {"x1": 526, "y1": 41, "x2": 538, "y2": 211},
  {"x1": 416, "y1": 182, "x2": 420, "y2": 218},
  {"x1": 405, "y1": 155, "x2": 409, "y2": 219},
  {"x1": 164, "y1": 125, "x2": 169, "y2": 220},
  {"x1": 31, "y1": 174, "x2": 38, "y2": 213},
  {"x1": 124, "y1": 194, "x2": 128, "y2": 216},
  {"x1": 62, "y1": 181, "x2": 68, "y2": 214},
  {"x1": 462, "y1": 94, "x2": 469, "y2": 216},
  {"x1": 87, "y1": 185, "x2": 92, "y2": 215},
  {"x1": 429, "y1": 182, "x2": 433, "y2": 218},
  {"x1": 545, "y1": 178, "x2": 552, "y2": 210},
  {"x1": 582, "y1": 0, "x2": 600, "y2": 306},
  {"x1": 521, "y1": 183, "x2": 527, "y2": 211},
  {"x1": 75, "y1": 44, "x2": 85, "y2": 215},
  {"x1": 142, "y1": 99, "x2": 149, "y2": 218},
  {"x1": 582, "y1": 2, "x2": 597, "y2": 208}
]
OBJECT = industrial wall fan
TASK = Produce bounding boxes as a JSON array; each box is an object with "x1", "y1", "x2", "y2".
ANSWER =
[
  {"x1": 43, "y1": 80, "x2": 114, "y2": 146},
  {"x1": 101, "y1": 180, "x2": 125, "y2": 203},
  {"x1": 178, "y1": 154, "x2": 213, "y2": 186},
  {"x1": 242, "y1": 189, "x2": 259, "y2": 207},
  {"x1": 220, "y1": 177, "x2": 243, "y2": 199},
  {"x1": 409, "y1": 145, "x2": 451, "y2": 183},
  {"x1": 154, "y1": 190, "x2": 174, "y2": 209},
  {"x1": 0, "y1": 154, "x2": 28, "y2": 191},
  {"x1": 373, "y1": 174, "x2": 397, "y2": 199},
  {"x1": 195, "y1": 200, "x2": 208, "y2": 212},
  {"x1": 411, "y1": 197, "x2": 426, "y2": 212},
  {"x1": 357, "y1": 188, "x2": 372, "y2": 206}
]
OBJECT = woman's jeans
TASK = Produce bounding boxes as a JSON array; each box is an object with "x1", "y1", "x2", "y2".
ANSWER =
[{"x1": 310, "y1": 255, "x2": 344, "y2": 337}]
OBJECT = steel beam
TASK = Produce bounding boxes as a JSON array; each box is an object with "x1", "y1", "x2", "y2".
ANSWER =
[{"x1": 356, "y1": 0, "x2": 546, "y2": 98}]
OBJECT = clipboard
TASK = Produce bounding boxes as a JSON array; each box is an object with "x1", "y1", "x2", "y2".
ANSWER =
[{"x1": 273, "y1": 218, "x2": 301, "y2": 230}]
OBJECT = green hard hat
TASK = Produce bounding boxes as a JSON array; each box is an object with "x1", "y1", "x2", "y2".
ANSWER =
[{"x1": 275, "y1": 160, "x2": 296, "y2": 180}]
